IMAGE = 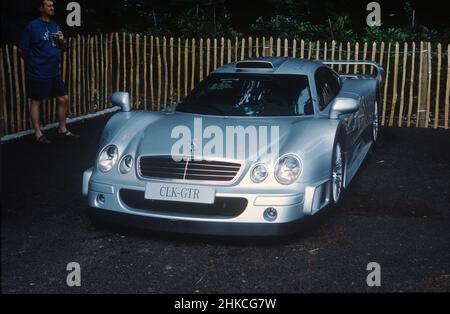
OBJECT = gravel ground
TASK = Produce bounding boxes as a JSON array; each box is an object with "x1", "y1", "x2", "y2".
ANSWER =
[{"x1": 1, "y1": 115, "x2": 450, "y2": 293}]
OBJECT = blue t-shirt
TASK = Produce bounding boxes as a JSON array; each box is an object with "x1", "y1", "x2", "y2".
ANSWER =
[{"x1": 19, "y1": 18, "x2": 61, "y2": 80}]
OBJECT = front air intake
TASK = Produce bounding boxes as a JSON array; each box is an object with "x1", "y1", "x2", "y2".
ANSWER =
[{"x1": 138, "y1": 156, "x2": 242, "y2": 182}]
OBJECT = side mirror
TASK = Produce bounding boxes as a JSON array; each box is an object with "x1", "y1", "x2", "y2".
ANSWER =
[
  {"x1": 330, "y1": 97, "x2": 360, "y2": 119},
  {"x1": 111, "y1": 92, "x2": 130, "y2": 112}
]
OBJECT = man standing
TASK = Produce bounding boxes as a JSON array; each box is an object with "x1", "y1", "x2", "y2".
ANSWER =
[{"x1": 18, "y1": 0, "x2": 79, "y2": 144}]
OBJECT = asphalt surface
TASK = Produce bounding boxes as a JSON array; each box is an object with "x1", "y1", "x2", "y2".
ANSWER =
[{"x1": 1, "y1": 115, "x2": 450, "y2": 293}]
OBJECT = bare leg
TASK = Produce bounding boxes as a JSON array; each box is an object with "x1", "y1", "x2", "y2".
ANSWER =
[
  {"x1": 30, "y1": 100, "x2": 43, "y2": 139},
  {"x1": 57, "y1": 95, "x2": 69, "y2": 133}
]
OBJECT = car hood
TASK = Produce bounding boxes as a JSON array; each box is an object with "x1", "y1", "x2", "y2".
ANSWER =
[{"x1": 135, "y1": 111, "x2": 315, "y2": 164}]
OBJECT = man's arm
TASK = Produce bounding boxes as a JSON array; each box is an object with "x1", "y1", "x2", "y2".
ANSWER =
[
  {"x1": 56, "y1": 31, "x2": 67, "y2": 51},
  {"x1": 18, "y1": 23, "x2": 31, "y2": 59}
]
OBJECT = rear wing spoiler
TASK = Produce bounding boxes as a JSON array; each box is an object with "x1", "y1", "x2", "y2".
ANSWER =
[{"x1": 321, "y1": 60, "x2": 385, "y2": 86}]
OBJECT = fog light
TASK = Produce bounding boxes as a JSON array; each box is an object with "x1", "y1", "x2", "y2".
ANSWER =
[
  {"x1": 97, "y1": 194, "x2": 106, "y2": 205},
  {"x1": 264, "y1": 207, "x2": 278, "y2": 221}
]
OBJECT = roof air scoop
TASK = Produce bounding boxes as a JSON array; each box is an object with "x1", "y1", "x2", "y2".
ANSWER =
[{"x1": 235, "y1": 60, "x2": 274, "y2": 69}]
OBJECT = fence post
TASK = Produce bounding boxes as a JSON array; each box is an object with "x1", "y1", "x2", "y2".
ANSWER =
[
  {"x1": 362, "y1": 42, "x2": 368, "y2": 73},
  {"x1": 214, "y1": 38, "x2": 218, "y2": 68},
  {"x1": 0, "y1": 47, "x2": 7, "y2": 136},
  {"x1": 135, "y1": 34, "x2": 140, "y2": 109},
  {"x1": 84, "y1": 35, "x2": 90, "y2": 114},
  {"x1": 20, "y1": 50, "x2": 27, "y2": 129},
  {"x1": 143, "y1": 35, "x2": 147, "y2": 110},
  {"x1": 157, "y1": 37, "x2": 162, "y2": 111},
  {"x1": 13, "y1": 46, "x2": 22, "y2": 131},
  {"x1": 190, "y1": 38, "x2": 195, "y2": 93},
  {"x1": 434, "y1": 43, "x2": 441, "y2": 129},
  {"x1": 176, "y1": 37, "x2": 180, "y2": 104},
  {"x1": 308, "y1": 41, "x2": 312, "y2": 60},
  {"x1": 72, "y1": 38, "x2": 77, "y2": 114},
  {"x1": 316, "y1": 40, "x2": 320, "y2": 60},
  {"x1": 163, "y1": 36, "x2": 169, "y2": 108},
  {"x1": 370, "y1": 42, "x2": 377, "y2": 74},
  {"x1": 108, "y1": 33, "x2": 113, "y2": 105},
  {"x1": 227, "y1": 39, "x2": 232, "y2": 63},
  {"x1": 407, "y1": 42, "x2": 416, "y2": 127},
  {"x1": 122, "y1": 33, "x2": 126, "y2": 92},
  {"x1": 389, "y1": 42, "x2": 400, "y2": 127},
  {"x1": 276, "y1": 38, "x2": 281, "y2": 56},
  {"x1": 255, "y1": 37, "x2": 260, "y2": 58},
  {"x1": 269, "y1": 37, "x2": 274, "y2": 57},
  {"x1": 235, "y1": 37, "x2": 238, "y2": 61},
  {"x1": 90, "y1": 37, "x2": 95, "y2": 112},
  {"x1": 221, "y1": 37, "x2": 225, "y2": 66},
  {"x1": 77, "y1": 35, "x2": 82, "y2": 114},
  {"x1": 129, "y1": 34, "x2": 134, "y2": 108},
  {"x1": 445, "y1": 44, "x2": 450, "y2": 129},
  {"x1": 115, "y1": 33, "x2": 120, "y2": 93},
  {"x1": 81, "y1": 35, "x2": 86, "y2": 114},
  {"x1": 292, "y1": 39, "x2": 297, "y2": 58},
  {"x1": 398, "y1": 42, "x2": 408, "y2": 127},
  {"x1": 285, "y1": 39, "x2": 289, "y2": 57},
  {"x1": 206, "y1": 38, "x2": 210, "y2": 75},
  {"x1": 169, "y1": 37, "x2": 174, "y2": 106},
  {"x1": 183, "y1": 38, "x2": 188, "y2": 98},
  {"x1": 425, "y1": 42, "x2": 432, "y2": 128},
  {"x1": 381, "y1": 42, "x2": 391, "y2": 126},
  {"x1": 151, "y1": 36, "x2": 155, "y2": 110},
  {"x1": 417, "y1": 42, "x2": 429, "y2": 128}
]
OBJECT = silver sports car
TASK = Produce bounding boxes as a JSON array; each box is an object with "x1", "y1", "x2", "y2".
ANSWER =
[{"x1": 82, "y1": 57, "x2": 384, "y2": 236}]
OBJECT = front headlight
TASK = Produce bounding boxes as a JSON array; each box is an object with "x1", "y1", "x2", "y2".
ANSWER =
[
  {"x1": 119, "y1": 155, "x2": 133, "y2": 174},
  {"x1": 274, "y1": 154, "x2": 302, "y2": 185},
  {"x1": 98, "y1": 145, "x2": 119, "y2": 172},
  {"x1": 250, "y1": 163, "x2": 268, "y2": 183}
]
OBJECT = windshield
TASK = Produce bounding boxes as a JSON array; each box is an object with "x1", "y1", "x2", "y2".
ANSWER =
[{"x1": 176, "y1": 74, "x2": 313, "y2": 117}]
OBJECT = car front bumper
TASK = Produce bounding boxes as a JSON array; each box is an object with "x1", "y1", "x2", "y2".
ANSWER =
[{"x1": 82, "y1": 167, "x2": 332, "y2": 236}]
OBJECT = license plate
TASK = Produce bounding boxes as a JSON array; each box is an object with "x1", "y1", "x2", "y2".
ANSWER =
[{"x1": 144, "y1": 182, "x2": 215, "y2": 204}]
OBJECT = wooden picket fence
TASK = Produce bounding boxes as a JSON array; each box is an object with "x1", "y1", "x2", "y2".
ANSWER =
[{"x1": 0, "y1": 34, "x2": 449, "y2": 137}]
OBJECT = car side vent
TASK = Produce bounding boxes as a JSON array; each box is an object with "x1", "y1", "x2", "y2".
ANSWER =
[{"x1": 235, "y1": 60, "x2": 274, "y2": 69}]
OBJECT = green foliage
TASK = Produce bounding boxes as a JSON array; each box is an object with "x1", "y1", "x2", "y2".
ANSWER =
[
  {"x1": 251, "y1": 13, "x2": 445, "y2": 43},
  {"x1": 81, "y1": 0, "x2": 448, "y2": 42},
  {"x1": 250, "y1": 15, "x2": 356, "y2": 42},
  {"x1": 168, "y1": 5, "x2": 237, "y2": 38},
  {"x1": 361, "y1": 25, "x2": 439, "y2": 43}
]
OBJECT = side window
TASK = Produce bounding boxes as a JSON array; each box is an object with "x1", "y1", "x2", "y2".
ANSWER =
[{"x1": 315, "y1": 67, "x2": 341, "y2": 110}]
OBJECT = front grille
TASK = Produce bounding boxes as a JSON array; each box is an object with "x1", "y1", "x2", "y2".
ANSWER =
[
  {"x1": 138, "y1": 156, "x2": 241, "y2": 182},
  {"x1": 119, "y1": 189, "x2": 247, "y2": 218}
]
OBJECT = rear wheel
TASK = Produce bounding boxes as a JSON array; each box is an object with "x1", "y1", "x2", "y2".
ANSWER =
[
  {"x1": 372, "y1": 101, "x2": 379, "y2": 142},
  {"x1": 331, "y1": 142, "x2": 344, "y2": 204}
]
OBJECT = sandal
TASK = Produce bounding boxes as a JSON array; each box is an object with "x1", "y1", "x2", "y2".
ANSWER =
[
  {"x1": 36, "y1": 134, "x2": 52, "y2": 145},
  {"x1": 57, "y1": 130, "x2": 80, "y2": 139}
]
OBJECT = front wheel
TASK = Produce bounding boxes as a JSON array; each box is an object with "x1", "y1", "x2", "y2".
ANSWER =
[{"x1": 331, "y1": 141, "x2": 344, "y2": 204}]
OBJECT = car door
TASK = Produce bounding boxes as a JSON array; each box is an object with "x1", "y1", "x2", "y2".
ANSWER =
[{"x1": 315, "y1": 67, "x2": 359, "y2": 151}]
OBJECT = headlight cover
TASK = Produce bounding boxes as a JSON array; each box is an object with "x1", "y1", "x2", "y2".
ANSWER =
[
  {"x1": 250, "y1": 163, "x2": 268, "y2": 183},
  {"x1": 119, "y1": 155, "x2": 133, "y2": 174},
  {"x1": 274, "y1": 154, "x2": 302, "y2": 185},
  {"x1": 98, "y1": 145, "x2": 119, "y2": 172}
]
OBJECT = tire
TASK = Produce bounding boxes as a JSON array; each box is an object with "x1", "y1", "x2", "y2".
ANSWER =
[
  {"x1": 372, "y1": 101, "x2": 379, "y2": 142},
  {"x1": 331, "y1": 140, "x2": 345, "y2": 204}
]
